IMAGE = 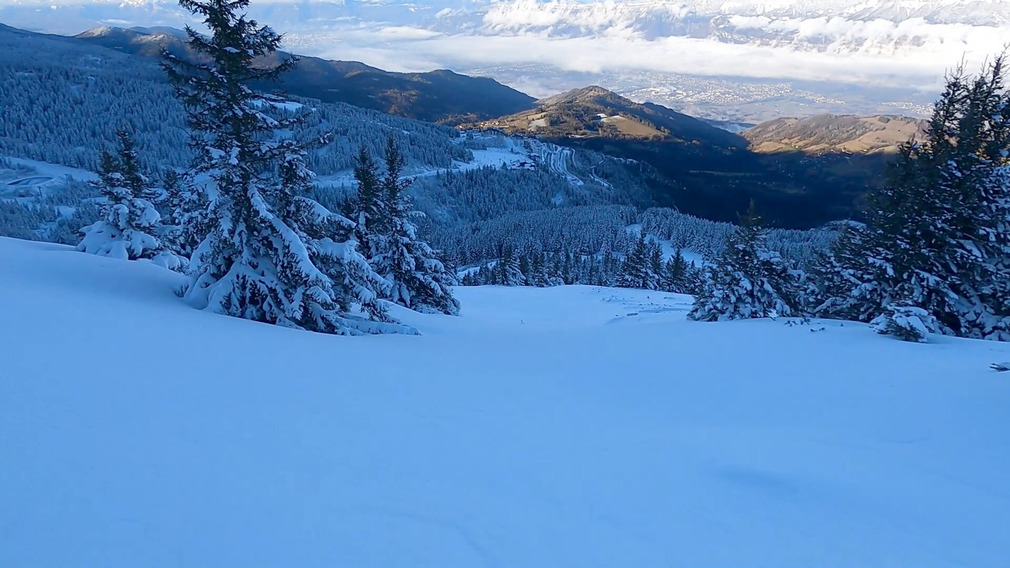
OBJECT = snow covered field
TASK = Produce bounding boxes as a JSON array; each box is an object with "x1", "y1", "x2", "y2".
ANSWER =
[
  {"x1": 2, "y1": 236, "x2": 1009, "y2": 567},
  {"x1": 2, "y1": 157, "x2": 97, "y2": 184}
]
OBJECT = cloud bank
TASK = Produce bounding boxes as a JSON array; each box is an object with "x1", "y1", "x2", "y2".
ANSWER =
[{"x1": 2, "y1": 0, "x2": 1007, "y2": 96}]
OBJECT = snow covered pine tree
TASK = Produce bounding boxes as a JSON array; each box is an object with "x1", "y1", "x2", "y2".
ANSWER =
[
  {"x1": 78, "y1": 130, "x2": 176, "y2": 267},
  {"x1": 275, "y1": 140, "x2": 399, "y2": 329},
  {"x1": 813, "y1": 56, "x2": 1010, "y2": 341},
  {"x1": 162, "y1": 0, "x2": 401, "y2": 334},
  {"x1": 350, "y1": 146, "x2": 388, "y2": 264},
  {"x1": 618, "y1": 232, "x2": 659, "y2": 290},
  {"x1": 689, "y1": 205, "x2": 799, "y2": 321},
  {"x1": 809, "y1": 222, "x2": 890, "y2": 323},
  {"x1": 661, "y1": 248, "x2": 691, "y2": 293},
  {"x1": 377, "y1": 137, "x2": 460, "y2": 315},
  {"x1": 158, "y1": 168, "x2": 209, "y2": 265}
]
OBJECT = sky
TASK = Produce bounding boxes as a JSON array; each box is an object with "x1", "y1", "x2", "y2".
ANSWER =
[{"x1": 1, "y1": 0, "x2": 1007, "y2": 95}]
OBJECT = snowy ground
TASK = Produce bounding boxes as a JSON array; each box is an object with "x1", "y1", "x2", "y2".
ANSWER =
[
  {"x1": 0, "y1": 157, "x2": 97, "y2": 200},
  {"x1": 2, "y1": 236, "x2": 1009, "y2": 567},
  {"x1": 1, "y1": 157, "x2": 97, "y2": 184}
]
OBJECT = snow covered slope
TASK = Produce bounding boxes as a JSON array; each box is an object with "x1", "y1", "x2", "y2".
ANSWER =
[{"x1": 2, "y1": 236, "x2": 1009, "y2": 566}]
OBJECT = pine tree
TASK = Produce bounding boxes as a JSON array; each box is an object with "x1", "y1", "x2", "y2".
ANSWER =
[
  {"x1": 78, "y1": 130, "x2": 167, "y2": 264},
  {"x1": 649, "y1": 242, "x2": 663, "y2": 286},
  {"x1": 689, "y1": 205, "x2": 798, "y2": 321},
  {"x1": 810, "y1": 223, "x2": 890, "y2": 322},
  {"x1": 377, "y1": 138, "x2": 460, "y2": 315},
  {"x1": 159, "y1": 168, "x2": 207, "y2": 265},
  {"x1": 683, "y1": 262, "x2": 706, "y2": 296},
  {"x1": 497, "y1": 244, "x2": 526, "y2": 286},
  {"x1": 278, "y1": 142, "x2": 399, "y2": 327},
  {"x1": 351, "y1": 146, "x2": 386, "y2": 261},
  {"x1": 662, "y1": 248, "x2": 689, "y2": 293},
  {"x1": 518, "y1": 253, "x2": 532, "y2": 285},
  {"x1": 162, "y1": 0, "x2": 397, "y2": 334},
  {"x1": 871, "y1": 305, "x2": 942, "y2": 343},
  {"x1": 618, "y1": 232, "x2": 653, "y2": 289},
  {"x1": 817, "y1": 56, "x2": 1010, "y2": 341}
]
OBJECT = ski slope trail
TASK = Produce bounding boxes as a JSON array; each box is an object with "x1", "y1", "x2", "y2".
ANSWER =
[{"x1": 1, "y1": 237, "x2": 1009, "y2": 567}]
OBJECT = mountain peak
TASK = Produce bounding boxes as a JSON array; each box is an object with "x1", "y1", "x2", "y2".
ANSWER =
[
  {"x1": 75, "y1": 26, "x2": 120, "y2": 38},
  {"x1": 538, "y1": 85, "x2": 625, "y2": 106},
  {"x1": 573, "y1": 85, "x2": 612, "y2": 97}
]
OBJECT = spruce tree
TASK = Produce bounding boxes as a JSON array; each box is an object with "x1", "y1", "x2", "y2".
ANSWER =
[
  {"x1": 649, "y1": 242, "x2": 663, "y2": 286},
  {"x1": 378, "y1": 138, "x2": 460, "y2": 315},
  {"x1": 159, "y1": 168, "x2": 208, "y2": 265},
  {"x1": 518, "y1": 253, "x2": 533, "y2": 285},
  {"x1": 275, "y1": 142, "x2": 396, "y2": 327},
  {"x1": 689, "y1": 205, "x2": 798, "y2": 321},
  {"x1": 662, "y1": 248, "x2": 689, "y2": 293},
  {"x1": 817, "y1": 56, "x2": 1010, "y2": 341},
  {"x1": 618, "y1": 232, "x2": 652, "y2": 289},
  {"x1": 351, "y1": 146, "x2": 386, "y2": 262},
  {"x1": 78, "y1": 130, "x2": 167, "y2": 264},
  {"x1": 162, "y1": 0, "x2": 396, "y2": 334},
  {"x1": 810, "y1": 223, "x2": 891, "y2": 322},
  {"x1": 497, "y1": 244, "x2": 526, "y2": 286}
]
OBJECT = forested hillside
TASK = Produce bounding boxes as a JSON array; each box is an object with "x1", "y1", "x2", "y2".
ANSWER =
[
  {"x1": 74, "y1": 25, "x2": 537, "y2": 124},
  {"x1": 0, "y1": 22, "x2": 835, "y2": 288}
]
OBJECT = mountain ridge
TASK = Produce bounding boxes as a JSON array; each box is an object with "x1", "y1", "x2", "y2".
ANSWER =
[
  {"x1": 0, "y1": 22, "x2": 917, "y2": 227},
  {"x1": 73, "y1": 25, "x2": 537, "y2": 124},
  {"x1": 481, "y1": 85, "x2": 746, "y2": 149},
  {"x1": 473, "y1": 85, "x2": 909, "y2": 227},
  {"x1": 744, "y1": 114, "x2": 928, "y2": 155}
]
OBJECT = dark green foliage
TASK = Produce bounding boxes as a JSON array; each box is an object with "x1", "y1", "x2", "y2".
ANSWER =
[
  {"x1": 618, "y1": 232, "x2": 661, "y2": 290},
  {"x1": 662, "y1": 249, "x2": 692, "y2": 293}
]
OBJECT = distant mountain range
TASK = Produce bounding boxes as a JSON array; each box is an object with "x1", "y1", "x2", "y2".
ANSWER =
[
  {"x1": 74, "y1": 25, "x2": 535, "y2": 124},
  {"x1": 472, "y1": 86, "x2": 905, "y2": 226},
  {"x1": 3, "y1": 0, "x2": 1000, "y2": 124},
  {"x1": 744, "y1": 114, "x2": 927, "y2": 155},
  {"x1": 479, "y1": 85, "x2": 743, "y2": 148},
  {"x1": 0, "y1": 21, "x2": 926, "y2": 227}
]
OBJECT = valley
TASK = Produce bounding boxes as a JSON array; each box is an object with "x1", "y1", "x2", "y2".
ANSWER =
[{"x1": 1, "y1": 21, "x2": 907, "y2": 236}]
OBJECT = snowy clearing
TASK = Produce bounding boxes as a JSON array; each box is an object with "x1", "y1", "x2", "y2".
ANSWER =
[
  {"x1": 2, "y1": 157, "x2": 97, "y2": 183},
  {"x1": 0, "y1": 157, "x2": 97, "y2": 201},
  {"x1": 626, "y1": 222, "x2": 707, "y2": 266},
  {"x1": 1, "y1": 236, "x2": 1009, "y2": 567}
]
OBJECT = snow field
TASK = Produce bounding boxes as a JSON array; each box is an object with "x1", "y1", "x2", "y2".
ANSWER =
[{"x1": 1, "y1": 236, "x2": 1008, "y2": 567}]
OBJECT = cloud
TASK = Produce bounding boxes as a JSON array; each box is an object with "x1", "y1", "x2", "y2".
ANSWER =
[
  {"x1": 3, "y1": 0, "x2": 1006, "y2": 96},
  {"x1": 287, "y1": 23, "x2": 981, "y2": 93},
  {"x1": 275, "y1": 1, "x2": 1008, "y2": 95}
]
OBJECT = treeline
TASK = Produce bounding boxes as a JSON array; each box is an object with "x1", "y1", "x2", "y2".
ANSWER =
[{"x1": 461, "y1": 232, "x2": 703, "y2": 294}]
